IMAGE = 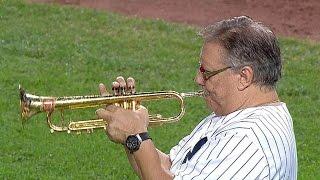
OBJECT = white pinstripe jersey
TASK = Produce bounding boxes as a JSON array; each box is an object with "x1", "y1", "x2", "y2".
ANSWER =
[{"x1": 169, "y1": 103, "x2": 297, "y2": 180}]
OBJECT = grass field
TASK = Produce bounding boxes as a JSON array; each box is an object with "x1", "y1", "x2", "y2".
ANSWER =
[{"x1": 0, "y1": 0, "x2": 319, "y2": 179}]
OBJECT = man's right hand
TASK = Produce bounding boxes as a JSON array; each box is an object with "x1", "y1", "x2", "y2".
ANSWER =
[{"x1": 97, "y1": 76, "x2": 150, "y2": 144}]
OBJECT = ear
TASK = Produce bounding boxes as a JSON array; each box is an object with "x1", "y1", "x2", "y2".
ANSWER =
[{"x1": 237, "y1": 66, "x2": 254, "y2": 91}]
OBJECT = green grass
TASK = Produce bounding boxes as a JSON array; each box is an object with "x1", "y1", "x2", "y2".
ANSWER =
[{"x1": 0, "y1": 0, "x2": 319, "y2": 179}]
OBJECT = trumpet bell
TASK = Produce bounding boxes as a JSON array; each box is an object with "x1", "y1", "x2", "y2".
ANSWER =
[{"x1": 20, "y1": 85, "x2": 41, "y2": 123}]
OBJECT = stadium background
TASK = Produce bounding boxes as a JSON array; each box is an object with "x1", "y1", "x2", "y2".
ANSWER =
[{"x1": 33, "y1": 0, "x2": 320, "y2": 41}]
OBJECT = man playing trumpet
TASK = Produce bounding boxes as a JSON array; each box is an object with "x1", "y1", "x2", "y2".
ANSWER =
[{"x1": 96, "y1": 16, "x2": 297, "y2": 179}]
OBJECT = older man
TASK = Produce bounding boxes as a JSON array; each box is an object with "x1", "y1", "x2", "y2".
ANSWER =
[{"x1": 96, "y1": 16, "x2": 297, "y2": 179}]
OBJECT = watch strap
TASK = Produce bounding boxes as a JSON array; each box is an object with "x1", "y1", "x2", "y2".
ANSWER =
[{"x1": 137, "y1": 132, "x2": 151, "y2": 142}]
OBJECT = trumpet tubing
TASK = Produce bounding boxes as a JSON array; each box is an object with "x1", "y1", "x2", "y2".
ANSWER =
[{"x1": 19, "y1": 85, "x2": 203, "y2": 134}]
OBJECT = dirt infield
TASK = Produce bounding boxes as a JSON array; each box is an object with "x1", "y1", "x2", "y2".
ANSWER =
[{"x1": 31, "y1": 0, "x2": 320, "y2": 41}]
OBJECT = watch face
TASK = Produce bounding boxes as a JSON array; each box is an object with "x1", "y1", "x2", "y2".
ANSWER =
[{"x1": 126, "y1": 135, "x2": 140, "y2": 152}]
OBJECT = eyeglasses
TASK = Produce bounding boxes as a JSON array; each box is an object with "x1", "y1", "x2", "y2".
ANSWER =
[{"x1": 199, "y1": 65, "x2": 232, "y2": 80}]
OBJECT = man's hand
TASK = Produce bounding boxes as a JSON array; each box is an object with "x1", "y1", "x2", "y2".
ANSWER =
[{"x1": 96, "y1": 76, "x2": 149, "y2": 144}]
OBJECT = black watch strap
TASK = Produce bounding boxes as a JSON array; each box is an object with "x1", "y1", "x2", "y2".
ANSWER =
[{"x1": 137, "y1": 132, "x2": 152, "y2": 142}]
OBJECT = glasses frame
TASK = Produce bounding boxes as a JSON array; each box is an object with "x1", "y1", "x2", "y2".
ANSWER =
[{"x1": 199, "y1": 65, "x2": 232, "y2": 80}]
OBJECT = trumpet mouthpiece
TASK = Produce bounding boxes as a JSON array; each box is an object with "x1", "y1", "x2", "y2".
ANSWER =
[{"x1": 181, "y1": 91, "x2": 204, "y2": 98}]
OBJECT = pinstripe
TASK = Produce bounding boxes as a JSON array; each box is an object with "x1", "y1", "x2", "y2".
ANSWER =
[
  {"x1": 206, "y1": 115, "x2": 217, "y2": 130},
  {"x1": 215, "y1": 135, "x2": 249, "y2": 179},
  {"x1": 230, "y1": 148, "x2": 259, "y2": 178},
  {"x1": 216, "y1": 134, "x2": 235, "y2": 158},
  {"x1": 243, "y1": 156, "x2": 264, "y2": 179},
  {"x1": 206, "y1": 138, "x2": 221, "y2": 160},
  {"x1": 190, "y1": 160, "x2": 212, "y2": 180},
  {"x1": 254, "y1": 165, "x2": 269, "y2": 179},
  {"x1": 209, "y1": 138, "x2": 250, "y2": 178},
  {"x1": 205, "y1": 116, "x2": 227, "y2": 136},
  {"x1": 274, "y1": 106, "x2": 291, "y2": 131},
  {"x1": 261, "y1": 173, "x2": 269, "y2": 179},
  {"x1": 278, "y1": 105, "x2": 292, "y2": 126},
  {"x1": 267, "y1": 107, "x2": 296, "y2": 159},
  {"x1": 263, "y1": 108, "x2": 291, "y2": 141},
  {"x1": 221, "y1": 109, "x2": 245, "y2": 124},
  {"x1": 270, "y1": 167, "x2": 281, "y2": 180},
  {"x1": 262, "y1": 109, "x2": 291, "y2": 147},
  {"x1": 250, "y1": 127, "x2": 271, "y2": 178}
]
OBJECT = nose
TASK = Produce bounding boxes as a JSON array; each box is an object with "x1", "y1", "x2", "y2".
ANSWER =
[{"x1": 195, "y1": 71, "x2": 205, "y2": 86}]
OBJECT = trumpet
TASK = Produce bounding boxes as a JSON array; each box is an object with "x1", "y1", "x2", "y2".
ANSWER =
[{"x1": 19, "y1": 85, "x2": 203, "y2": 133}]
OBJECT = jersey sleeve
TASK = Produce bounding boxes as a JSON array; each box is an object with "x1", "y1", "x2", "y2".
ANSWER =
[{"x1": 172, "y1": 132, "x2": 268, "y2": 180}]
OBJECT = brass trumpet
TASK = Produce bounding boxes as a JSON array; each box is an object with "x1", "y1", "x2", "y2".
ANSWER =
[{"x1": 19, "y1": 85, "x2": 203, "y2": 133}]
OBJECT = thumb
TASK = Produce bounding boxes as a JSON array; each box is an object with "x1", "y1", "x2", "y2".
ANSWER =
[
  {"x1": 136, "y1": 105, "x2": 149, "y2": 118},
  {"x1": 99, "y1": 83, "x2": 110, "y2": 96}
]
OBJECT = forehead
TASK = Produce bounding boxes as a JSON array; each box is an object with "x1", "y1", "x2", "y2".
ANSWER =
[{"x1": 200, "y1": 42, "x2": 226, "y2": 66}]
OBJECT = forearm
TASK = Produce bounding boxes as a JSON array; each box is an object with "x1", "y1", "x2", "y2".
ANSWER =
[
  {"x1": 124, "y1": 147, "x2": 143, "y2": 178},
  {"x1": 156, "y1": 149, "x2": 172, "y2": 171},
  {"x1": 124, "y1": 145, "x2": 172, "y2": 179},
  {"x1": 133, "y1": 140, "x2": 174, "y2": 180}
]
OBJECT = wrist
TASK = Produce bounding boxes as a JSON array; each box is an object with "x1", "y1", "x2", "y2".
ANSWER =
[
  {"x1": 132, "y1": 126, "x2": 147, "y2": 135},
  {"x1": 125, "y1": 132, "x2": 151, "y2": 153}
]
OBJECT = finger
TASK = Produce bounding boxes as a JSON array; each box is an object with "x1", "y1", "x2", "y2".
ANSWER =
[
  {"x1": 136, "y1": 106, "x2": 149, "y2": 128},
  {"x1": 105, "y1": 104, "x2": 120, "y2": 112},
  {"x1": 112, "y1": 81, "x2": 120, "y2": 95},
  {"x1": 105, "y1": 124, "x2": 121, "y2": 144},
  {"x1": 105, "y1": 127, "x2": 116, "y2": 143},
  {"x1": 137, "y1": 105, "x2": 148, "y2": 113},
  {"x1": 136, "y1": 105, "x2": 149, "y2": 118},
  {"x1": 127, "y1": 77, "x2": 136, "y2": 94},
  {"x1": 96, "y1": 108, "x2": 112, "y2": 123},
  {"x1": 99, "y1": 83, "x2": 110, "y2": 96},
  {"x1": 116, "y1": 76, "x2": 126, "y2": 95}
]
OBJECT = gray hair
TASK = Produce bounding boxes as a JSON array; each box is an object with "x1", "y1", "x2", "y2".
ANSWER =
[{"x1": 199, "y1": 16, "x2": 282, "y2": 88}]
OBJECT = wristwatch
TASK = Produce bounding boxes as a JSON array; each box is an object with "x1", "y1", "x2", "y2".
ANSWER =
[{"x1": 125, "y1": 132, "x2": 151, "y2": 153}]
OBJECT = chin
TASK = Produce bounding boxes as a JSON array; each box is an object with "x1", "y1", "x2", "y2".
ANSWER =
[
  {"x1": 205, "y1": 98, "x2": 218, "y2": 113},
  {"x1": 205, "y1": 97, "x2": 226, "y2": 116}
]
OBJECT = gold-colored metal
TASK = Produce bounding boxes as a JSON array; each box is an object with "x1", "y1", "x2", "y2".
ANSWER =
[{"x1": 19, "y1": 85, "x2": 203, "y2": 133}]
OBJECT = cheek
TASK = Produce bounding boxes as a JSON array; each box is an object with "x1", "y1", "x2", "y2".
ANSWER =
[
  {"x1": 205, "y1": 80, "x2": 221, "y2": 95},
  {"x1": 205, "y1": 78, "x2": 231, "y2": 102}
]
